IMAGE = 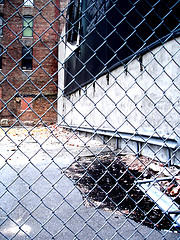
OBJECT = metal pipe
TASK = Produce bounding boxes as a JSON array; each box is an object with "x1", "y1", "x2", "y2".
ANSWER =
[
  {"x1": 136, "y1": 177, "x2": 174, "y2": 184},
  {"x1": 62, "y1": 125, "x2": 179, "y2": 149}
]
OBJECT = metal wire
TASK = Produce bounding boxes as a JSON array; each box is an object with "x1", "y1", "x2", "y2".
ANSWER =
[{"x1": 0, "y1": 0, "x2": 179, "y2": 239}]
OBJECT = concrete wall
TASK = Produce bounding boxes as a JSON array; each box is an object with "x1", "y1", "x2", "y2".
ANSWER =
[{"x1": 58, "y1": 36, "x2": 180, "y2": 165}]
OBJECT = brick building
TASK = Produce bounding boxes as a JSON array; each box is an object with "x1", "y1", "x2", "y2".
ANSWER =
[{"x1": 0, "y1": 0, "x2": 60, "y2": 126}]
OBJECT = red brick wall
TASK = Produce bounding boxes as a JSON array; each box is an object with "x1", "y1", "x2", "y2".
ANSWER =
[{"x1": 0, "y1": 0, "x2": 60, "y2": 126}]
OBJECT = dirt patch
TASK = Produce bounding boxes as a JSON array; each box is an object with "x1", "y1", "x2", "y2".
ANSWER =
[{"x1": 66, "y1": 151, "x2": 180, "y2": 232}]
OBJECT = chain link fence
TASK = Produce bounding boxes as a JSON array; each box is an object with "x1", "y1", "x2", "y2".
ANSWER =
[{"x1": 0, "y1": 0, "x2": 180, "y2": 239}]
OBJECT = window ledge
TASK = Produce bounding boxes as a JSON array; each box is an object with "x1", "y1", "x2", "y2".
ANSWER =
[
  {"x1": 22, "y1": 36, "x2": 33, "y2": 39},
  {"x1": 20, "y1": 109, "x2": 32, "y2": 112},
  {"x1": 22, "y1": 70, "x2": 32, "y2": 75}
]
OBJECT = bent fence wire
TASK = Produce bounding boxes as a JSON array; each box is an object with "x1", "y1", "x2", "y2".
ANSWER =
[{"x1": 0, "y1": 0, "x2": 180, "y2": 239}]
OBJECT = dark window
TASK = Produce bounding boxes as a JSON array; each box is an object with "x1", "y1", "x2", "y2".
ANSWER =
[
  {"x1": 23, "y1": 16, "x2": 33, "y2": 37},
  {"x1": 66, "y1": 0, "x2": 80, "y2": 44},
  {"x1": 22, "y1": 47, "x2": 33, "y2": 70},
  {"x1": 0, "y1": 1, "x2": 4, "y2": 4},
  {"x1": 0, "y1": 47, "x2": 2, "y2": 69}
]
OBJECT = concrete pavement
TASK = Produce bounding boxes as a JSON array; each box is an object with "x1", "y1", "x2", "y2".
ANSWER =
[{"x1": 0, "y1": 126, "x2": 179, "y2": 239}]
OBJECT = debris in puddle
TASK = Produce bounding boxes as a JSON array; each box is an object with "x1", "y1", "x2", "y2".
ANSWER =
[{"x1": 66, "y1": 151, "x2": 180, "y2": 231}]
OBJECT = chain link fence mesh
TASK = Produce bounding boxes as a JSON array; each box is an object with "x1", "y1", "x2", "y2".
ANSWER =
[{"x1": 0, "y1": 0, "x2": 179, "y2": 239}]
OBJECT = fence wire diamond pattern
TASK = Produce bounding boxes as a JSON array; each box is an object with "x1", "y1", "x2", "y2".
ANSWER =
[{"x1": 0, "y1": 0, "x2": 179, "y2": 239}]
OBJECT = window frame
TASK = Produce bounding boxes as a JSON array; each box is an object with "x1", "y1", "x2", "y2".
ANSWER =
[
  {"x1": 22, "y1": 47, "x2": 33, "y2": 70},
  {"x1": 23, "y1": 15, "x2": 33, "y2": 37}
]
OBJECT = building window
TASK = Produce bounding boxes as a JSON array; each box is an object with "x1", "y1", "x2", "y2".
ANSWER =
[
  {"x1": 0, "y1": 16, "x2": 3, "y2": 36},
  {"x1": 24, "y1": 0, "x2": 33, "y2": 6},
  {"x1": 0, "y1": 47, "x2": 2, "y2": 69},
  {"x1": 0, "y1": 1, "x2": 4, "y2": 4},
  {"x1": 23, "y1": 16, "x2": 33, "y2": 37},
  {"x1": 22, "y1": 47, "x2": 33, "y2": 70}
]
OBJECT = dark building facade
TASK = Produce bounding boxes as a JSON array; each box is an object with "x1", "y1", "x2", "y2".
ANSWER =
[
  {"x1": 65, "y1": 0, "x2": 180, "y2": 95},
  {"x1": 0, "y1": 0, "x2": 60, "y2": 126}
]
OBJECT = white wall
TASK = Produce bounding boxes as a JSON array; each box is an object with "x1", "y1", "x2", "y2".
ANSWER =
[{"x1": 58, "y1": 36, "x2": 180, "y2": 165}]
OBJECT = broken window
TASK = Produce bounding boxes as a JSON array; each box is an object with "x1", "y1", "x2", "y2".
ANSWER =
[
  {"x1": 24, "y1": 0, "x2": 33, "y2": 6},
  {"x1": 23, "y1": 16, "x2": 33, "y2": 37},
  {"x1": 22, "y1": 47, "x2": 33, "y2": 70}
]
